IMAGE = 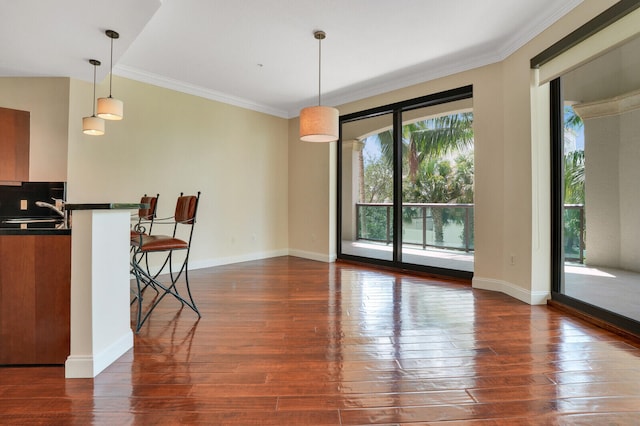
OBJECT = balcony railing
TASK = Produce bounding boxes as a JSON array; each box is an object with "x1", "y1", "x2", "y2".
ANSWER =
[
  {"x1": 356, "y1": 203, "x2": 474, "y2": 252},
  {"x1": 355, "y1": 203, "x2": 585, "y2": 263},
  {"x1": 564, "y1": 204, "x2": 585, "y2": 263}
]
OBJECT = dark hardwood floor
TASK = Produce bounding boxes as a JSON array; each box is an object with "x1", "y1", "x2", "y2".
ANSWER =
[{"x1": 1, "y1": 256, "x2": 640, "y2": 425}]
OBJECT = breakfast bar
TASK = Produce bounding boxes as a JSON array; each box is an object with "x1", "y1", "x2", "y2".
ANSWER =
[{"x1": 63, "y1": 202, "x2": 144, "y2": 378}]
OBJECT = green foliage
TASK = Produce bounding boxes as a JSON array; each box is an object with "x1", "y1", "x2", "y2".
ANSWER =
[
  {"x1": 563, "y1": 151, "x2": 585, "y2": 255},
  {"x1": 363, "y1": 153, "x2": 393, "y2": 203},
  {"x1": 563, "y1": 106, "x2": 585, "y2": 259},
  {"x1": 402, "y1": 154, "x2": 474, "y2": 243},
  {"x1": 359, "y1": 205, "x2": 392, "y2": 241}
]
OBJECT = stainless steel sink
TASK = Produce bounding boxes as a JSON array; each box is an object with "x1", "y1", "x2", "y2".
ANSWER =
[
  {"x1": 3, "y1": 218, "x2": 61, "y2": 224},
  {"x1": 2, "y1": 217, "x2": 67, "y2": 229}
]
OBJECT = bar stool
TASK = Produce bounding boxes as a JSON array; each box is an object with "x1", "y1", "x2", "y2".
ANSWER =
[
  {"x1": 130, "y1": 194, "x2": 159, "y2": 279},
  {"x1": 130, "y1": 192, "x2": 201, "y2": 333}
]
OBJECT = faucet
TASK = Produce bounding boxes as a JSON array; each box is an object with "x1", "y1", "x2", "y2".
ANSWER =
[
  {"x1": 35, "y1": 201, "x2": 65, "y2": 218},
  {"x1": 35, "y1": 199, "x2": 69, "y2": 229}
]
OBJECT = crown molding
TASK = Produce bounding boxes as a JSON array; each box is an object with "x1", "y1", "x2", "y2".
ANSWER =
[
  {"x1": 114, "y1": 65, "x2": 290, "y2": 118},
  {"x1": 573, "y1": 89, "x2": 640, "y2": 119}
]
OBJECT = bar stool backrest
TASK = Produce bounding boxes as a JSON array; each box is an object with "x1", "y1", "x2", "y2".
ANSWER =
[
  {"x1": 175, "y1": 195, "x2": 198, "y2": 225},
  {"x1": 139, "y1": 195, "x2": 158, "y2": 221}
]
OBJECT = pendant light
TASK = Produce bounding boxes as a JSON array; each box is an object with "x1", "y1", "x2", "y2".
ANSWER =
[
  {"x1": 82, "y1": 59, "x2": 105, "y2": 136},
  {"x1": 299, "y1": 30, "x2": 339, "y2": 142},
  {"x1": 97, "y1": 29, "x2": 124, "y2": 120}
]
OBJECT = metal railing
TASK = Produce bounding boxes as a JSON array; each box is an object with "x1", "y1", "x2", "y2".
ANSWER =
[
  {"x1": 356, "y1": 203, "x2": 474, "y2": 252},
  {"x1": 564, "y1": 204, "x2": 585, "y2": 263},
  {"x1": 355, "y1": 203, "x2": 585, "y2": 263}
]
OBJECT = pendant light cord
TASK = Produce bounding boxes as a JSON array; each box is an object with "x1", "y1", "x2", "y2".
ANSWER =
[
  {"x1": 318, "y1": 36, "x2": 322, "y2": 106},
  {"x1": 109, "y1": 36, "x2": 113, "y2": 98},
  {"x1": 92, "y1": 63, "x2": 97, "y2": 115}
]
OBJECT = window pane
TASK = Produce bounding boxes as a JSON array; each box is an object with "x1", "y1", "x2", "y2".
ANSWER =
[
  {"x1": 400, "y1": 106, "x2": 474, "y2": 272},
  {"x1": 559, "y1": 34, "x2": 640, "y2": 323},
  {"x1": 340, "y1": 113, "x2": 394, "y2": 261}
]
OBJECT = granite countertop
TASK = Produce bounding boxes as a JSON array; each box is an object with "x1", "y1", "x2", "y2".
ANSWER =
[
  {"x1": 0, "y1": 203, "x2": 146, "y2": 234},
  {"x1": 65, "y1": 203, "x2": 147, "y2": 211},
  {"x1": 0, "y1": 228, "x2": 71, "y2": 235}
]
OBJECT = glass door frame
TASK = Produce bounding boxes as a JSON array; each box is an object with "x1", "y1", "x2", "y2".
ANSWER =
[
  {"x1": 337, "y1": 85, "x2": 473, "y2": 280},
  {"x1": 549, "y1": 78, "x2": 640, "y2": 335},
  {"x1": 537, "y1": 0, "x2": 640, "y2": 336}
]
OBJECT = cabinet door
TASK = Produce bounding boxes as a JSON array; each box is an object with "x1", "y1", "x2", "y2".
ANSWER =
[
  {"x1": 0, "y1": 107, "x2": 30, "y2": 182},
  {"x1": 0, "y1": 235, "x2": 70, "y2": 365}
]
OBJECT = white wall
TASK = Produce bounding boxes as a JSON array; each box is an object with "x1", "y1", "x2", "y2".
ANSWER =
[
  {"x1": 619, "y1": 109, "x2": 640, "y2": 271},
  {"x1": 66, "y1": 76, "x2": 290, "y2": 269}
]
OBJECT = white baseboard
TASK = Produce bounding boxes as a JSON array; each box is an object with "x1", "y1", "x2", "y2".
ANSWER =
[
  {"x1": 142, "y1": 248, "x2": 339, "y2": 273},
  {"x1": 288, "y1": 249, "x2": 336, "y2": 263},
  {"x1": 472, "y1": 276, "x2": 549, "y2": 305},
  {"x1": 191, "y1": 248, "x2": 337, "y2": 266},
  {"x1": 65, "y1": 355, "x2": 95, "y2": 379},
  {"x1": 169, "y1": 249, "x2": 290, "y2": 271},
  {"x1": 65, "y1": 331, "x2": 133, "y2": 378}
]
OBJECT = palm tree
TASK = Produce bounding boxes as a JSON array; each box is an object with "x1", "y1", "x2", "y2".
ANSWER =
[
  {"x1": 404, "y1": 155, "x2": 474, "y2": 244},
  {"x1": 359, "y1": 112, "x2": 475, "y2": 244},
  {"x1": 564, "y1": 150, "x2": 584, "y2": 203},
  {"x1": 406, "y1": 113, "x2": 474, "y2": 183},
  {"x1": 364, "y1": 113, "x2": 474, "y2": 185},
  {"x1": 563, "y1": 106, "x2": 585, "y2": 255},
  {"x1": 563, "y1": 106, "x2": 585, "y2": 204}
]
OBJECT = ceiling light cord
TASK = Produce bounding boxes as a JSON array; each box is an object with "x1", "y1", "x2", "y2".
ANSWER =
[
  {"x1": 91, "y1": 60, "x2": 99, "y2": 115},
  {"x1": 317, "y1": 35, "x2": 322, "y2": 106},
  {"x1": 108, "y1": 35, "x2": 114, "y2": 98},
  {"x1": 314, "y1": 30, "x2": 327, "y2": 106}
]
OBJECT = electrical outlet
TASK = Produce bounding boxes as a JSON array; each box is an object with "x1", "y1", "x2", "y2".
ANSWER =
[
  {"x1": 20, "y1": 199, "x2": 27, "y2": 210},
  {"x1": 510, "y1": 254, "x2": 516, "y2": 265}
]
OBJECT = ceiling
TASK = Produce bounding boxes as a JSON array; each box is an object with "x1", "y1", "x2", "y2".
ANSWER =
[{"x1": 1, "y1": 0, "x2": 584, "y2": 118}]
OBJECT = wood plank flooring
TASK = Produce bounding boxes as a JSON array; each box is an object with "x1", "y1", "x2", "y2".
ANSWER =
[{"x1": 1, "y1": 256, "x2": 640, "y2": 424}]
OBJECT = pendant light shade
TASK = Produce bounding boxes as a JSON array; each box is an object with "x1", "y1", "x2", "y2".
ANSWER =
[
  {"x1": 299, "y1": 30, "x2": 338, "y2": 142},
  {"x1": 97, "y1": 96, "x2": 123, "y2": 121},
  {"x1": 82, "y1": 59, "x2": 105, "y2": 136},
  {"x1": 300, "y1": 105, "x2": 339, "y2": 142},
  {"x1": 82, "y1": 115, "x2": 105, "y2": 136},
  {"x1": 97, "y1": 30, "x2": 124, "y2": 120}
]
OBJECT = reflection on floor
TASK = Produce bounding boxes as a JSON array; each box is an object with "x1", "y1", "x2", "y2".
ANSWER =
[
  {"x1": 565, "y1": 264, "x2": 640, "y2": 322},
  {"x1": 341, "y1": 240, "x2": 474, "y2": 272},
  {"x1": 342, "y1": 241, "x2": 639, "y2": 323}
]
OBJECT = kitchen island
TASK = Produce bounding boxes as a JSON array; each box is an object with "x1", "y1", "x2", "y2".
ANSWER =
[{"x1": 0, "y1": 202, "x2": 143, "y2": 375}]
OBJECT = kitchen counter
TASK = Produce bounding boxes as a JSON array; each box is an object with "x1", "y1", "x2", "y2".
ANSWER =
[
  {"x1": 65, "y1": 202, "x2": 146, "y2": 210},
  {"x1": 0, "y1": 203, "x2": 145, "y2": 235},
  {"x1": 0, "y1": 228, "x2": 70, "y2": 235},
  {"x1": 0, "y1": 202, "x2": 144, "y2": 367}
]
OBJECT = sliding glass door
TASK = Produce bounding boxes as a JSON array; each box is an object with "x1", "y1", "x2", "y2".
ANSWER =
[
  {"x1": 338, "y1": 87, "x2": 474, "y2": 279},
  {"x1": 550, "y1": 34, "x2": 640, "y2": 333},
  {"x1": 400, "y1": 106, "x2": 474, "y2": 272},
  {"x1": 340, "y1": 112, "x2": 394, "y2": 262}
]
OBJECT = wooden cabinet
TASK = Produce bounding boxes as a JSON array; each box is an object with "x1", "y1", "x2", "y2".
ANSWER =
[
  {"x1": 0, "y1": 234, "x2": 70, "y2": 365},
  {"x1": 0, "y1": 106, "x2": 30, "y2": 183}
]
